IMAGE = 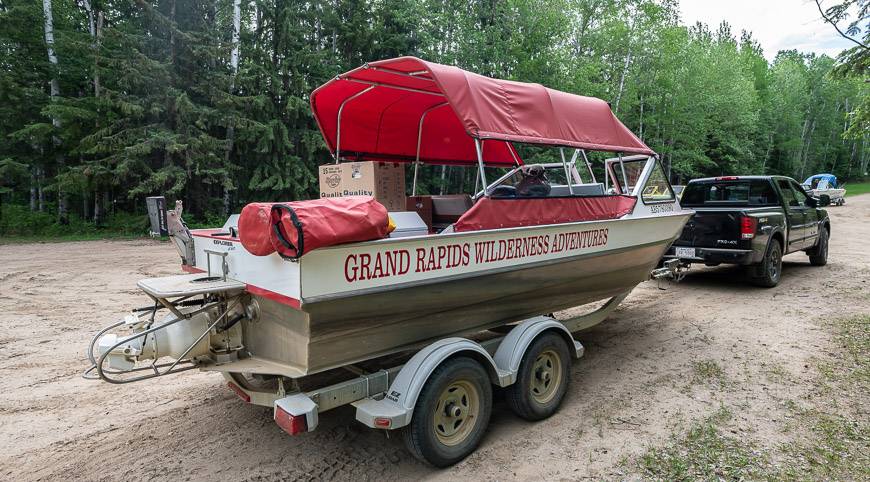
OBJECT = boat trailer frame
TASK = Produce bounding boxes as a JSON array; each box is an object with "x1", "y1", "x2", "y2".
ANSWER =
[{"x1": 226, "y1": 290, "x2": 629, "y2": 433}]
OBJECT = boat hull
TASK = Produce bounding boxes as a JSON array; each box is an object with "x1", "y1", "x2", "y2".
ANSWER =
[{"x1": 205, "y1": 212, "x2": 690, "y2": 378}]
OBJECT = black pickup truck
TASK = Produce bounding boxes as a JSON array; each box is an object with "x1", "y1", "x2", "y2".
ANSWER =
[{"x1": 663, "y1": 176, "x2": 831, "y2": 287}]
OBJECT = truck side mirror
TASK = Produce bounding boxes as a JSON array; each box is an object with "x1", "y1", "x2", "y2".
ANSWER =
[{"x1": 818, "y1": 194, "x2": 831, "y2": 207}]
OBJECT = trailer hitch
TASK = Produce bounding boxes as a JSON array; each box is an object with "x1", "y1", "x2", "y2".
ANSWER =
[{"x1": 650, "y1": 259, "x2": 687, "y2": 282}]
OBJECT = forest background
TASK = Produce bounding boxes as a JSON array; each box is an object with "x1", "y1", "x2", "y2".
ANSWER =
[{"x1": 0, "y1": 0, "x2": 867, "y2": 236}]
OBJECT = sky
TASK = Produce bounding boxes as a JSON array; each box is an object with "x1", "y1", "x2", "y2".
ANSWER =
[{"x1": 679, "y1": 0, "x2": 857, "y2": 60}]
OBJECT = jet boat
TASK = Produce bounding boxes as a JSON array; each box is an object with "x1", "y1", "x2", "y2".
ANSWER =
[{"x1": 88, "y1": 57, "x2": 691, "y2": 383}]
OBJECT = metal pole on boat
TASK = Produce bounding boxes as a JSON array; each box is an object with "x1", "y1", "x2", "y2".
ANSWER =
[
  {"x1": 560, "y1": 148, "x2": 575, "y2": 195},
  {"x1": 335, "y1": 85, "x2": 376, "y2": 162},
  {"x1": 569, "y1": 149, "x2": 582, "y2": 184},
  {"x1": 580, "y1": 149, "x2": 596, "y2": 184},
  {"x1": 618, "y1": 153, "x2": 630, "y2": 194},
  {"x1": 474, "y1": 139, "x2": 489, "y2": 196},
  {"x1": 413, "y1": 102, "x2": 448, "y2": 195},
  {"x1": 508, "y1": 143, "x2": 521, "y2": 167}
]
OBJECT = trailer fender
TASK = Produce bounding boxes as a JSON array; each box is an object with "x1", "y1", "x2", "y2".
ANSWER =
[
  {"x1": 493, "y1": 316, "x2": 584, "y2": 386},
  {"x1": 354, "y1": 337, "x2": 508, "y2": 430}
]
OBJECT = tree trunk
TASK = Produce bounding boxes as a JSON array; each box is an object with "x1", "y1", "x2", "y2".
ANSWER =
[
  {"x1": 862, "y1": 137, "x2": 868, "y2": 176},
  {"x1": 223, "y1": 0, "x2": 242, "y2": 217},
  {"x1": 94, "y1": 11, "x2": 103, "y2": 97},
  {"x1": 82, "y1": 191, "x2": 88, "y2": 219},
  {"x1": 30, "y1": 168, "x2": 38, "y2": 211},
  {"x1": 638, "y1": 94, "x2": 645, "y2": 141},
  {"x1": 38, "y1": 167, "x2": 46, "y2": 212},
  {"x1": 798, "y1": 119, "x2": 816, "y2": 180},
  {"x1": 613, "y1": 47, "x2": 632, "y2": 115},
  {"x1": 43, "y1": 0, "x2": 68, "y2": 224},
  {"x1": 94, "y1": 190, "x2": 104, "y2": 226}
]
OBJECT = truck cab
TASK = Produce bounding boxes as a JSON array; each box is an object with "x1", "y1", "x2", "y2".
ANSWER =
[{"x1": 664, "y1": 175, "x2": 831, "y2": 287}]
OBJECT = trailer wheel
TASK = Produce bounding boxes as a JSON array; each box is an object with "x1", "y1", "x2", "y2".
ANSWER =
[
  {"x1": 506, "y1": 332, "x2": 571, "y2": 421},
  {"x1": 403, "y1": 356, "x2": 492, "y2": 467}
]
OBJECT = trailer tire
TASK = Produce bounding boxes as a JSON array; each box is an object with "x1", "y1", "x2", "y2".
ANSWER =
[
  {"x1": 402, "y1": 356, "x2": 492, "y2": 467},
  {"x1": 807, "y1": 226, "x2": 828, "y2": 266},
  {"x1": 506, "y1": 332, "x2": 571, "y2": 421}
]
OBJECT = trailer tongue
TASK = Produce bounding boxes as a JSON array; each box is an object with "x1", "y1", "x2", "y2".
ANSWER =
[{"x1": 85, "y1": 56, "x2": 690, "y2": 467}]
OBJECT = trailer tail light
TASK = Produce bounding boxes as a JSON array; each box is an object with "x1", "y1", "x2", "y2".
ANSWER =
[
  {"x1": 275, "y1": 406, "x2": 308, "y2": 435},
  {"x1": 740, "y1": 216, "x2": 757, "y2": 239},
  {"x1": 374, "y1": 417, "x2": 392, "y2": 429},
  {"x1": 227, "y1": 381, "x2": 251, "y2": 403}
]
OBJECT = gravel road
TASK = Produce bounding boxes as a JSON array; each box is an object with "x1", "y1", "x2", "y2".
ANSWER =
[{"x1": 1, "y1": 195, "x2": 868, "y2": 481}]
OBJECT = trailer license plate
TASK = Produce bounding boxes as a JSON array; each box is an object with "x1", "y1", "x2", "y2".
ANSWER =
[{"x1": 676, "y1": 247, "x2": 695, "y2": 258}]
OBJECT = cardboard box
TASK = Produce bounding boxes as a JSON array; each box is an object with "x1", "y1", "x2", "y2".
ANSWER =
[{"x1": 319, "y1": 161, "x2": 406, "y2": 212}]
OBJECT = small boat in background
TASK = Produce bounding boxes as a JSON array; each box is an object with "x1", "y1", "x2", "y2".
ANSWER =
[{"x1": 803, "y1": 173, "x2": 846, "y2": 206}]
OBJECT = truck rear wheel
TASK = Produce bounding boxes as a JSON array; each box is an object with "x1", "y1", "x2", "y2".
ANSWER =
[
  {"x1": 751, "y1": 240, "x2": 782, "y2": 287},
  {"x1": 506, "y1": 332, "x2": 571, "y2": 421},
  {"x1": 403, "y1": 356, "x2": 492, "y2": 467},
  {"x1": 808, "y1": 226, "x2": 829, "y2": 266}
]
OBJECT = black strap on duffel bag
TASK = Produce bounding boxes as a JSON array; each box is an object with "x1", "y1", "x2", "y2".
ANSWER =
[{"x1": 271, "y1": 204, "x2": 305, "y2": 261}]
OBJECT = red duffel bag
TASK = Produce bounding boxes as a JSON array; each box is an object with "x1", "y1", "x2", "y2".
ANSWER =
[
  {"x1": 239, "y1": 202, "x2": 278, "y2": 256},
  {"x1": 270, "y1": 197, "x2": 390, "y2": 260}
]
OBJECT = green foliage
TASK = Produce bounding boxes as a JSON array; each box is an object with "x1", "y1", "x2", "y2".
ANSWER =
[
  {"x1": 0, "y1": 0, "x2": 867, "y2": 227},
  {"x1": 0, "y1": 204, "x2": 147, "y2": 238}
]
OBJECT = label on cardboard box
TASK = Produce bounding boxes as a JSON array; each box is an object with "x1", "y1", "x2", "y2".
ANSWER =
[{"x1": 319, "y1": 161, "x2": 406, "y2": 211}]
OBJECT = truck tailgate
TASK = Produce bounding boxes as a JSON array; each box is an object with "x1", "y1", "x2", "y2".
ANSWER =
[{"x1": 676, "y1": 209, "x2": 742, "y2": 249}]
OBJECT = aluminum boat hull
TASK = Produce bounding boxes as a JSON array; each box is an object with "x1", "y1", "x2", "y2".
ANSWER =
[{"x1": 200, "y1": 212, "x2": 690, "y2": 378}]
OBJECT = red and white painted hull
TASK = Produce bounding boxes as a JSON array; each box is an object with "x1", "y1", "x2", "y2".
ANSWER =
[{"x1": 185, "y1": 210, "x2": 690, "y2": 377}]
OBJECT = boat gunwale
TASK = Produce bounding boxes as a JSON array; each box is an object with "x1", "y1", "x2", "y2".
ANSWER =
[{"x1": 299, "y1": 208, "x2": 692, "y2": 252}]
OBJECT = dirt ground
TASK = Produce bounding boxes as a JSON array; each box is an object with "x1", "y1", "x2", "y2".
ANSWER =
[{"x1": 1, "y1": 196, "x2": 868, "y2": 481}]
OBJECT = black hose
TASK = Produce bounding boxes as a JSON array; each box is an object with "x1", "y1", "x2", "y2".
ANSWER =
[{"x1": 131, "y1": 298, "x2": 205, "y2": 313}]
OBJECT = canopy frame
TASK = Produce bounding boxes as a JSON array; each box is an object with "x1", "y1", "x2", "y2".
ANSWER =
[
  {"x1": 412, "y1": 102, "x2": 449, "y2": 195},
  {"x1": 313, "y1": 56, "x2": 655, "y2": 169},
  {"x1": 334, "y1": 84, "x2": 375, "y2": 162}
]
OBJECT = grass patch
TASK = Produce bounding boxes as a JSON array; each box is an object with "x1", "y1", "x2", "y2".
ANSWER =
[
  {"x1": 0, "y1": 232, "x2": 150, "y2": 245},
  {"x1": 779, "y1": 410, "x2": 870, "y2": 480},
  {"x1": 0, "y1": 204, "x2": 149, "y2": 238},
  {"x1": 692, "y1": 359, "x2": 725, "y2": 385},
  {"x1": 0, "y1": 203, "x2": 226, "y2": 243},
  {"x1": 638, "y1": 406, "x2": 770, "y2": 481},
  {"x1": 633, "y1": 315, "x2": 870, "y2": 481},
  {"x1": 844, "y1": 181, "x2": 870, "y2": 197}
]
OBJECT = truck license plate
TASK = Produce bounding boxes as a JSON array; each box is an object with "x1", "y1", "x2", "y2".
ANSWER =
[{"x1": 675, "y1": 247, "x2": 696, "y2": 258}]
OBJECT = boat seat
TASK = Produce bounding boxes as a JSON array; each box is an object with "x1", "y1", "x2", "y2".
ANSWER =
[
  {"x1": 548, "y1": 183, "x2": 605, "y2": 197},
  {"x1": 431, "y1": 194, "x2": 473, "y2": 231}
]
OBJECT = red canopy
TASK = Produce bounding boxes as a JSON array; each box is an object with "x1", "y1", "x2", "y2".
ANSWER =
[{"x1": 310, "y1": 57, "x2": 654, "y2": 167}]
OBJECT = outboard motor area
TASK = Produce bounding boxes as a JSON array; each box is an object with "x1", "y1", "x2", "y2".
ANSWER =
[
  {"x1": 84, "y1": 278, "x2": 254, "y2": 384},
  {"x1": 97, "y1": 305, "x2": 244, "y2": 372}
]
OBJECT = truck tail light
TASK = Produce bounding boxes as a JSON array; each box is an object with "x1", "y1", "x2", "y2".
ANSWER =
[
  {"x1": 275, "y1": 405, "x2": 308, "y2": 435},
  {"x1": 740, "y1": 216, "x2": 757, "y2": 239}
]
